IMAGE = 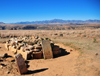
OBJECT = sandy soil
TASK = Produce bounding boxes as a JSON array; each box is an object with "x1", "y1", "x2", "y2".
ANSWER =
[{"x1": 0, "y1": 43, "x2": 100, "y2": 76}]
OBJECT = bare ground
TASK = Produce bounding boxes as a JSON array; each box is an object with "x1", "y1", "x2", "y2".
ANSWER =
[
  {"x1": 0, "y1": 43, "x2": 100, "y2": 76},
  {"x1": 0, "y1": 29, "x2": 100, "y2": 76}
]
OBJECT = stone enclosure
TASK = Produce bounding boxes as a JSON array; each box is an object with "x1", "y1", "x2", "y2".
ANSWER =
[{"x1": 5, "y1": 36, "x2": 61, "y2": 60}]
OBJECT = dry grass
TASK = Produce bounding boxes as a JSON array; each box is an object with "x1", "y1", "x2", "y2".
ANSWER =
[
  {"x1": 0, "y1": 28, "x2": 100, "y2": 55},
  {"x1": 0, "y1": 27, "x2": 100, "y2": 76}
]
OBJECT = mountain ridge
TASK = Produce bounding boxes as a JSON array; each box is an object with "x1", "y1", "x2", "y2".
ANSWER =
[
  {"x1": 11, "y1": 19, "x2": 100, "y2": 24},
  {"x1": 0, "y1": 22, "x2": 5, "y2": 24},
  {"x1": 1, "y1": 19, "x2": 100, "y2": 24}
]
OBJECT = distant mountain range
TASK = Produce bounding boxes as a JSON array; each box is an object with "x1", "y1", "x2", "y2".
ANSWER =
[
  {"x1": 1, "y1": 19, "x2": 100, "y2": 24},
  {"x1": 0, "y1": 22, "x2": 5, "y2": 24},
  {"x1": 12, "y1": 19, "x2": 100, "y2": 24}
]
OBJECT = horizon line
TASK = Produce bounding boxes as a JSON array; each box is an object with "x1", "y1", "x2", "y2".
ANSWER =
[{"x1": 5, "y1": 19, "x2": 100, "y2": 23}]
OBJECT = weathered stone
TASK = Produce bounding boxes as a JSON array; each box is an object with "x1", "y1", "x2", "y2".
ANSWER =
[
  {"x1": 6, "y1": 57, "x2": 15, "y2": 62},
  {"x1": 32, "y1": 49, "x2": 41, "y2": 52},
  {"x1": 25, "y1": 51, "x2": 32, "y2": 59},
  {"x1": 17, "y1": 40, "x2": 23, "y2": 43},
  {"x1": 32, "y1": 51, "x2": 42, "y2": 59},
  {"x1": 0, "y1": 53, "x2": 8, "y2": 58},
  {"x1": 15, "y1": 53, "x2": 28, "y2": 74},
  {"x1": 35, "y1": 46, "x2": 42, "y2": 49},
  {"x1": 17, "y1": 50, "x2": 32, "y2": 60},
  {"x1": 5, "y1": 43, "x2": 10, "y2": 50},
  {"x1": 20, "y1": 47, "x2": 25, "y2": 52},
  {"x1": 17, "y1": 44, "x2": 24, "y2": 50},
  {"x1": 28, "y1": 45, "x2": 35, "y2": 50},
  {"x1": 53, "y1": 50, "x2": 61, "y2": 56},
  {"x1": 50, "y1": 43, "x2": 54, "y2": 47},
  {"x1": 10, "y1": 41, "x2": 16, "y2": 46},
  {"x1": 52, "y1": 45, "x2": 59, "y2": 51},
  {"x1": 0, "y1": 59, "x2": 3, "y2": 62},
  {"x1": 24, "y1": 47, "x2": 30, "y2": 51},
  {"x1": 9, "y1": 46, "x2": 17, "y2": 54},
  {"x1": 42, "y1": 40, "x2": 53, "y2": 59},
  {"x1": 0, "y1": 65, "x2": 3, "y2": 69},
  {"x1": 5, "y1": 36, "x2": 56, "y2": 60}
]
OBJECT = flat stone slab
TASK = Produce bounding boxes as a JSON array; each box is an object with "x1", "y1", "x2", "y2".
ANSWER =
[
  {"x1": 15, "y1": 53, "x2": 28, "y2": 74},
  {"x1": 42, "y1": 40, "x2": 53, "y2": 59}
]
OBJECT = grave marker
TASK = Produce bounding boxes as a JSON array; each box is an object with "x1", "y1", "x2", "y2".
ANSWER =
[
  {"x1": 15, "y1": 53, "x2": 28, "y2": 74},
  {"x1": 42, "y1": 40, "x2": 53, "y2": 59}
]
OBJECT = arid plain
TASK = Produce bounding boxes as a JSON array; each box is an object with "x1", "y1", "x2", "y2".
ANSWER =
[{"x1": 0, "y1": 24, "x2": 100, "y2": 76}]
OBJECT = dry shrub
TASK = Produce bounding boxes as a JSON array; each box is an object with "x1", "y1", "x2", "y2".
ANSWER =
[
  {"x1": 77, "y1": 34, "x2": 81, "y2": 37},
  {"x1": 81, "y1": 34, "x2": 87, "y2": 37}
]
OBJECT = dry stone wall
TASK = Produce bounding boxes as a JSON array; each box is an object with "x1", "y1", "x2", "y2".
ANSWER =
[{"x1": 5, "y1": 36, "x2": 61, "y2": 60}]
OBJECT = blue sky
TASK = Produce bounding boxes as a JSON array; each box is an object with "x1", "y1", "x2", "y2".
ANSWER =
[{"x1": 0, "y1": 0, "x2": 100, "y2": 23}]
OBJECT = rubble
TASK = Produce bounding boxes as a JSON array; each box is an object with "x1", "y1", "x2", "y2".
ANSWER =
[
  {"x1": 5, "y1": 36, "x2": 61, "y2": 60},
  {"x1": 6, "y1": 57, "x2": 15, "y2": 62},
  {"x1": 0, "y1": 53, "x2": 8, "y2": 58}
]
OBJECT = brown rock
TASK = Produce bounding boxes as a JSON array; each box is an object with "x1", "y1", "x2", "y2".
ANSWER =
[
  {"x1": 70, "y1": 49, "x2": 73, "y2": 52},
  {"x1": 52, "y1": 46, "x2": 59, "y2": 51},
  {"x1": 42, "y1": 40, "x2": 53, "y2": 59},
  {"x1": 17, "y1": 44, "x2": 24, "y2": 50},
  {"x1": 53, "y1": 50, "x2": 61, "y2": 56},
  {"x1": 17, "y1": 40, "x2": 23, "y2": 43},
  {"x1": 0, "y1": 53, "x2": 8, "y2": 58},
  {"x1": 9, "y1": 46, "x2": 17, "y2": 54},
  {"x1": 32, "y1": 49, "x2": 41, "y2": 52},
  {"x1": 6, "y1": 57, "x2": 15, "y2": 62},
  {"x1": 25, "y1": 51, "x2": 32, "y2": 59},
  {"x1": 5, "y1": 43, "x2": 10, "y2": 50},
  {"x1": 28, "y1": 45, "x2": 35, "y2": 50},
  {"x1": 50, "y1": 43, "x2": 54, "y2": 47},
  {"x1": 34, "y1": 45, "x2": 42, "y2": 49},
  {"x1": 17, "y1": 50, "x2": 32, "y2": 60},
  {"x1": 32, "y1": 51, "x2": 42, "y2": 59},
  {"x1": 20, "y1": 47, "x2": 25, "y2": 52},
  {"x1": 15, "y1": 53, "x2": 28, "y2": 74}
]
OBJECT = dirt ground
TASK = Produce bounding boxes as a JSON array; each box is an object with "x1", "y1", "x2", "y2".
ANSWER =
[
  {"x1": 0, "y1": 43, "x2": 100, "y2": 76},
  {"x1": 0, "y1": 29, "x2": 100, "y2": 76}
]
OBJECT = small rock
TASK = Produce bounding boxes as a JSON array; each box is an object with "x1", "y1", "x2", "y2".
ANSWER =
[
  {"x1": 0, "y1": 59, "x2": 3, "y2": 62},
  {"x1": 70, "y1": 49, "x2": 73, "y2": 52},
  {"x1": 6, "y1": 71, "x2": 10, "y2": 74},
  {"x1": 0, "y1": 53, "x2": 8, "y2": 58},
  {"x1": 0, "y1": 65, "x2": 3, "y2": 69},
  {"x1": 95, "y1": 53, "x2": 98, "y2": 56},
  {"x1": 59, "y1": 34, "x2": 63, "y2": 36},
  {"x1": 54, "y1": 33, "x2": 58, "y2": 35},
  {"x1": 6, "y1": 57, "x2": 15, "y2": 62}
]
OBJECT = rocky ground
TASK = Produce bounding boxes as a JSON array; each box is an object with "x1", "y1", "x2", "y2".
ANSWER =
[{"x1": 0, "y1": 29, "x2": 100, "y2": 76}]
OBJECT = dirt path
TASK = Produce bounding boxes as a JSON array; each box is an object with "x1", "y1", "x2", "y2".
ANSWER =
[{"x1": 27, "y1": 43, "x2": 79, "y2": 76}]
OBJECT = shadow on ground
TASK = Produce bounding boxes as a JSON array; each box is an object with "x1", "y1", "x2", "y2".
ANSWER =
[
  {"x1": 25, "y1": 61, "x2": 30, "y2": 68},
  {"x1": 24, "y1": 68, "x2": 48, "y2": 75},
  {"x1": 53, "y1": 48, "x2": 70, "y2": 58}
]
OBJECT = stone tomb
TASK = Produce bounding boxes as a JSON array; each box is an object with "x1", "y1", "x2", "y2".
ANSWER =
[
  {"x1": 15, "y1": 53, "x2": 28, "y2": 74},
  {"x1": 42, "y1": 40, "x2": 53, "y2": 59}
]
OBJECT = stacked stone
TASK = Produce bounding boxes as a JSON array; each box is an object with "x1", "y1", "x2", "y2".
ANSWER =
[
  {"x1": 5, "y1": 36, "x2": 61, "y2": 60},
  {"x1": 52, "y1": 45, "x2": 61, "y2": 56}
]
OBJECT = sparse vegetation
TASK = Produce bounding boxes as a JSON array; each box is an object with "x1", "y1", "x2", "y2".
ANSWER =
[{"x1": 93, "y1": 38, "x2": 97, "y2": 43}]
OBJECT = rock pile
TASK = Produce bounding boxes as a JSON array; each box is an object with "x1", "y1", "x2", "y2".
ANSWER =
[{"x1": 5, "y1": 36, "x2": 61, "y2": 60}]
